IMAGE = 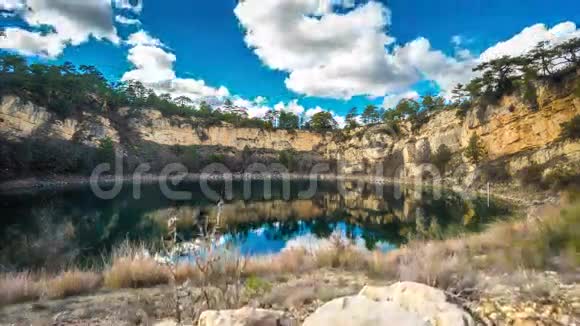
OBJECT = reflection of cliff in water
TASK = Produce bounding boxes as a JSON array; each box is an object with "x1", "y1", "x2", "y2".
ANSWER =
[
  {"x1": 0, "y1": 181, "x2": 510, "y2": 271},
  {"x1": 153, "y1": 182, "x2": 509, "y2": 249}
]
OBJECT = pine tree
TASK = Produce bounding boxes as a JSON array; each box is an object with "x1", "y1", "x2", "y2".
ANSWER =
[
  {"x1": 345, "y1": 107, "x2": 359, "y2": 129},
  {"x1": 464, "y1": 134, "x2": 487, "y2": 165},
  {"x1": 361, "y1": 105, "x2": 379, "y2": 125}
]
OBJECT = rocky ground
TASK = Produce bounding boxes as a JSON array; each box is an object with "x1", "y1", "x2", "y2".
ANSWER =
[
  {"x1": 1, "y1": 268, "x2": 578, "y2": 326},
  {"x1": 0, "y1": 270, "x2": 368, "y2": 326}
]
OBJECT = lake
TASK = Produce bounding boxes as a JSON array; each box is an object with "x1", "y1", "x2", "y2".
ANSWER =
[{"x1": 0, "y1": 180, "x2": 510, "y2": 271}]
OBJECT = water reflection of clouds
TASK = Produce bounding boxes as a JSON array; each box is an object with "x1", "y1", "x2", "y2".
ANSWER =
[
  {"x1": 284, "y1": 232, "x2": 396, "y2": 254},
  {"x1": 221, "y1": 222, "x2": 397, "y2": 257}
]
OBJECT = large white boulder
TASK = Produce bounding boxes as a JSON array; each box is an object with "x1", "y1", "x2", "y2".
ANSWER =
[
  {"x1": 302, "y1": 295, "x2": 427, "y2": 326},
  {"x1": 360, "y1": 282, "x2": 474, "y2": 326},
  {"x1": 198, "y1": 307, "x2": 294, "y2": 326},
  {"x1": 304, "y1": 282, "x2": 474, "y2": 326}
]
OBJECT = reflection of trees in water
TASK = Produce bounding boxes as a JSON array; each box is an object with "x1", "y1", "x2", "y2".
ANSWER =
[
  {"x1": 0, "y1": 191, "x2": 165, "y2": 271},
  {"x1": 0, "y1": 206, "x2": 79, "y2": 271},
  {"x1": 212, "y1": 185, "x2": 510, "y2": 248},
  {"x1": 0, "y1": 181, "x2": 510, "y2": 271}
]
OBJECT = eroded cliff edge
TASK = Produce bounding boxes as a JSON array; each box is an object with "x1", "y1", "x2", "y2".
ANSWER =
[
  {"x1": 320, "y1": 74, "x2": 580, "y2": 189},
  {"x1": 1, "y1": 72, "x2": 579, "y2": 190}
]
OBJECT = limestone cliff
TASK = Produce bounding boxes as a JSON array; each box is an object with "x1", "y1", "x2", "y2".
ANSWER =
[
  {"x1": 0, "y1": 96, "x2": 120, "y2": 145},
  {"x1": 0, "y1": 73, "x2": 579, "y2": 185},
  {"x1": 319, "y1": 76, "x2": 580, "y2": 184},
  {"x1": 0, "y1": 96, "x2": 324, "y2": 153},
  {"x1": 120, "y1": 108, "x2": 324, "y2": 152}
]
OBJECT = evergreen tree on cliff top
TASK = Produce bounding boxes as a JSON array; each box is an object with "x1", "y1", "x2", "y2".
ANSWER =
[
  {"x1": 309, "y1": 111, "x2": 337, "y2": 132},
  {"x1": 464, "y1": 134, "x2": 487, "y2": 165},
  {"x1": 345, "y1": 107, "x2": 359, "y2": 129},
  {"x1": 361, "y1": 105, "x2": 380, "y2": 125}
]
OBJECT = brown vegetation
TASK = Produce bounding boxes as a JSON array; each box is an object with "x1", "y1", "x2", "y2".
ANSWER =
[
  {"x1": 0, "y1": 197, "x2": 578, "y2": 307},
  {"x1": 45, "y1": 270, "x2": 102, "y2": 299},
  {"x1": 0, "y1": 272, "x2": 41, "y2": 306},
  {"x1": 103, "y1": 243, "x2": 171, "y2": 289}
]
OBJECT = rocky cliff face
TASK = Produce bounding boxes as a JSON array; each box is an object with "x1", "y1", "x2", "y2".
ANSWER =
[
  {"x1": 1, "y1": 74, "x2": 578, "y2": 183},
  {"x1": 121, "y1": 108, "x2": 324, "y2": 152},
  {"x1": 0, "y1": 96, "x2": 324, "y2": 153},
  {"x1": 0, "y1": 96, "x2": 120, "y2": 145},
  {"x1": 320, "y1": 77, "x2": 580, "y2": 183}
]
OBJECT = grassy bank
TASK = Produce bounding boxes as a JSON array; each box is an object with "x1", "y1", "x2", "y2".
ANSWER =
[{"x1": 1, "y1": 196, "x2": 578, "y2": 307}]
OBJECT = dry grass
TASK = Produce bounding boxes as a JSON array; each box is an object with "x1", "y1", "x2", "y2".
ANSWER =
[
  {"x1": 174, "y1": 263, "x2": 202, "y2": 284},
  {"x1": 103, "y1": 242, "x2": 172, "y2": 289},
  {"x1": 104, "y1": 256, "x2": 171, "y2": 289},
  {"x1": 0, "y1": 272, "x2": 41, "y2": 306},
  {"x1": 365, "y1": 250, "x2": 399, "y2": 278},
  {"x1": 395, "y1": 243, "x2": 477, "y2": 292},
  {"x1": 1, "y1": 199, "x2": 577, "y2": 307},
  {"x1": 45, "y1": 270, "x2": 102, "y2": 299},
  {"x1": 244, "y1": 249, "x2": 314, "y2": 276}
]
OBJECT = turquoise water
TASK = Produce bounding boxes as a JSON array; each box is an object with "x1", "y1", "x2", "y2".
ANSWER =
[{"x1": 0, "y1": 180, "x2": 510, "y2": 271}]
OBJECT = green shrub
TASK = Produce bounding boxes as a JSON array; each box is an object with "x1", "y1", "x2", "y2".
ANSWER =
[
  {"x1": 543, "y1": 166, "x2": 580, "y2": 191},
  {"x1": 278, "y1": 150, "x2": 297, "y2": 171},
  {"x1": 560, "y1": 115, "x2": 580, "y2": 140},
  {"x1": 480, "y1": 161, "x2": 511, "y2": 182},
  {"x1": 379, "y1": 121, "x2": 400, "y2": 136},
  {"x1": 209, "y1": 153, "x2": 225, "y2": 163},
  {"x1": 332, "y1": 130, "x2": 349, "y2": 143},
  {"x1": 180, "y1": 145, "x2": 200, "y2": 171},
  {"x1": 521, "y1": 79, "x2": 539, "y2": 111},
  {"x1": 97, "y1": 137, "x2": 115, "y2": 165},
  {"x1": 431, "y1": 144, "x2": 453, "y2": 174},
  {"x1": 244, "y1": 275, "x2": 271, "y2": 296},
  {"x1": 518, "y1": 164, "x2": 545, "y2": 188},
  {"x1": 454, "y1": 100, "x2": 471, "y2": 119},
  {"x1": 242, "y1": 145, "x2": 253, "y2": 161},
  {"x1": 527, "y1": 202, "x2": 580, "y2": 268},
  {"x1": 410, "y1": 112, "x2": 431, "y2": 132},
  {"x1": 463, "y1": 134, "x2": 487, "y2": 165}
]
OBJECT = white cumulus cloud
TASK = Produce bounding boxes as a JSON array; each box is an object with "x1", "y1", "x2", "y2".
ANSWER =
[
  {"x1": 253, "y1": 96, "x2": 267, "y2": 105},
  {"x1": 395, "y1": 38, "x2": 477, "y2": 98},
  {"x1": 0, "y1": 0, "x2": 24, "y2": 11},
  {"x1": 115, "y1": 15, "x2": 141, "y2": 25},
  {"x1": 114, "y1": 0, "x2": 142, "y2": 13},
  {"x1": 235, "y1": 0, "x2": 580, "y2": 104},
  {"x1": 0, "y1": 28, "x2": 66, "y2": 57},
  {"x1": 122, "y1": 34, "x2": 229, "y2": 101},
  {"x1": 0, "y1": 0, "x2": 119, "y2": 57},
  {"x1": 274, "y1": 99, "x2": 305, "y2": 116},
  {"x1": 126, "y1": 30, "x2": 163, "y2": 47},
  {"x1": 234, "y1": 0, "x2": 418, "y2": 100},
  {"x1": 231, "y1": 97, "x2": 271, "y2": 118},
  {"x1": 382, "y1": 90, "x2": 420, "y2": 109},
  {"x1": 123, "y1": 45, "x2": 176, "y2": 83},
  {"x1": 480, "y1": 22, "x2": 580, "y2": 62}
]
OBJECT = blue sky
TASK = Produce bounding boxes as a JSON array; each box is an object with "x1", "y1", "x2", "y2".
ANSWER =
[{"x1": 1, "y1": 0, "x2": 579, "y2": 122}]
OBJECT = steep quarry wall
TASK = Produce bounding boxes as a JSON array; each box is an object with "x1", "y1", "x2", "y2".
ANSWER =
[
  {"x1": 0, "y1": 96, "x2": 324, "y2": 153},
  {"x1": 123, "y1": 108, "x2": 324, "y2": 152},
  {"x1": 465, "y1": 87, "x2": 580, "y2": 158},
  {"x1": 0, "y1": 96, "x2": 119, "y2": 145},
  {"x1": 320, "y1": 80, "x2": 580, "y2": 178},
  {"x1": 1, "y1": 73, "x2": 579, "y2": 182},
  {"x1": 0, "y1": 96, "x2": 77, "y2": 140}
]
